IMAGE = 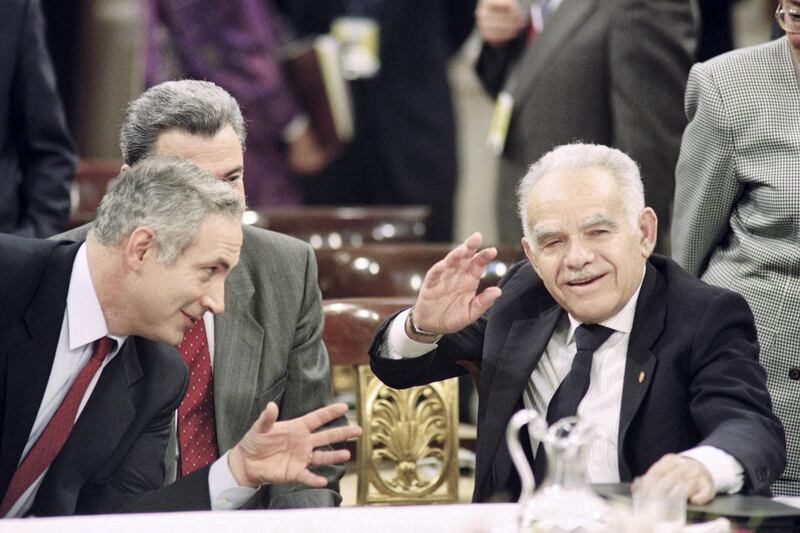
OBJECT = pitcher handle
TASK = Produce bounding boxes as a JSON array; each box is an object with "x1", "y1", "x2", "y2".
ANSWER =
[{"x1": 506, "y1": 409, "x2": 547, "y2": 510}]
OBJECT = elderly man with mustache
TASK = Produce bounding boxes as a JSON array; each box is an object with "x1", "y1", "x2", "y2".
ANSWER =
[{"x1": 369, "y1": 143, "x2": 785, "y2": 505}]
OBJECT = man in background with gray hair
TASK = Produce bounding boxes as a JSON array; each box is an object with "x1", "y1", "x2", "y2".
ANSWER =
[
  {"x1": 1, "y1": 156, "x2": 360, "y2": 517},
  {"x1": 58, "y1": 80, "x2": 348, "y2": 509},
  {"x1": 368, "y1": 143, "x2": 784, "y2": 504}
]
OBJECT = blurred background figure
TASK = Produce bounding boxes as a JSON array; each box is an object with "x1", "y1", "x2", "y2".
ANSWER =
[
  {"x1": 146, "y1": 0, "x2": 332, "y2": 207},
  {"x1": 672, "y1": 0, "x2": 800, "y2": 496},
  {"x1": 276, "y1": 0, "x2": 477, "y2": 242},
  {"x1": 696, "y1": 0, "x2": 736, "y2": 60},
  {"x1": 1, "y1": 0, "x2": 76, "y2": 238},
  {"x1": 474, "y1": 0, "x2": 695, "y2": 254}
]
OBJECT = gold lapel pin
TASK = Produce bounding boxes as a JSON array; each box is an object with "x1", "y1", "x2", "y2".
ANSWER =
[{"x1": 638, "y1": 371, "x2": 645, "y2": 384}]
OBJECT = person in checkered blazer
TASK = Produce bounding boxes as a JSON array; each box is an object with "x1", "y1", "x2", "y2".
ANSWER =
[{"x1": 672, "y1": 2, "x2": 800, "y2": 496}]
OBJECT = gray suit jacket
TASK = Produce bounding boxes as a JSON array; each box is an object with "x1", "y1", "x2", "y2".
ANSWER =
[
  {"x1": 476, "y1": 0, "x2": 695, "y2": 251},
  {"x1": 55, "y1": 224, "x2": 345, "y2": 507},
  {"x1": 672, "y1": 37, "x2": 800, "y2": 495}
]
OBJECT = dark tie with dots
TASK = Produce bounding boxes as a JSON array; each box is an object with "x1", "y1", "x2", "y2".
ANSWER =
[
  {"x1": 177, "y1": 319, "x2": 219, "y2": 476},
  {"x1": 532, "y1": 323, "x2": 614, "y2": 483}
]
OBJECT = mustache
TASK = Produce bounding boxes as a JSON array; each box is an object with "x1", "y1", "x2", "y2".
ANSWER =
[{"x1": 564, "y1": 270, "x2": 602, "y2": 284}]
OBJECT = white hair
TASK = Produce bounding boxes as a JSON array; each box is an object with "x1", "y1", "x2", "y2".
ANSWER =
[
  {"x1": 516, "y1": 143, "x2": 645, "y2": 242},
  {"x1": 90, "y1": 155, "x2": 243, "y2": 264}
]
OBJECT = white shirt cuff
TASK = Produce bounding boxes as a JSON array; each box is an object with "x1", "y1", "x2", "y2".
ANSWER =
[
  {"x1": 208, "y1": 450, "x2": 260, "y2": 510},
  {"x1": 680, "y1": 445, "x2": 744, "y2": 494},
  {"x1": 379, "y1": 309, "x2": 440, "y2": 360}
]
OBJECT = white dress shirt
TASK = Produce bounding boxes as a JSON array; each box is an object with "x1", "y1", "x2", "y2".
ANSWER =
[{"x1": 381, "y1": 266, "x2": 744, "y2": 494}]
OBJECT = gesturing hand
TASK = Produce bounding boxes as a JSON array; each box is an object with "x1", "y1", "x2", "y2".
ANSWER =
[
  {"x1": 634, "y1": 454, "x2": 715, "y2": 505},
  {"x1": 412, "y1": 232, "x2": 502, "y2": 335},
  {"x1": 228, "y1": 402, "x2": 362, "y2": 488}
]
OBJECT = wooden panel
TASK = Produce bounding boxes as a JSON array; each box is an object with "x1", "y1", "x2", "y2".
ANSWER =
[
  {"x1": 323, "y1": 297, "x2": 414, "y2": 366},
  {"x1": 316, "y1": 243, "x2": 525, "y2": 299},
  {"x1": 244, "y1": 205, "x2": 430, "y2": 247},
  {"x1": 68, "y1": 158, "x2": 119, "y2": 228}
]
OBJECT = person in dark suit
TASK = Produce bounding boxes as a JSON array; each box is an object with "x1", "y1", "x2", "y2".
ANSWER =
[
  {"x1": 0, "y1": 0, "x2": 76, "y2": 238},
  {"x1": 58, "y1": 80, "x2": 349, "y2": 509},
  {"x1": 0, "y1": 156, "x2": 360, "y2": 517},
  {"x1": 277, "y1": 0, "x2": 476, "y2": 242},
  {"x1": 475, "y1": 0, "x2": 694, "y2": 253},
  {"x1": 369, "y1": 143, "x2": 785, "y2": 505}
]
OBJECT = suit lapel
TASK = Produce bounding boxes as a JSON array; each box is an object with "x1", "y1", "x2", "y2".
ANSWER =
[
  {"x1": 0, "y1": 242, "x2": 80, "y2": 497},
  {"x1": 617, "y1": 262, "x2": 663, "y2": 480},
  {"x1": 34, "y1": 339, "x2": 141, "y2": 512},
  {"x1": 477, "y1": 304, "x2": 562, "y2": 499},
  {"x1": 508, "y1": 0, "x2": 597, "y2": 101},
  {"x1": 212, "y1": 262, "x2": 263, "y2": 452}
]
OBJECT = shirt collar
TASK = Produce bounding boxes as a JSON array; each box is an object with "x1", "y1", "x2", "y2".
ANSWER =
[
  {"x1": 66, "y1": 243, "x2": 127, "y2": 351},
  {"x1": 565, "y1": 264, "x2": 646, "y2": 344}
]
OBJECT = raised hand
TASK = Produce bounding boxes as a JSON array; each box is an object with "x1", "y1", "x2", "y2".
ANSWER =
[
  {"x1": 228, "y1": 402, "x2": 362, "y2": 488},
  {"x1": 411, "y1": 232, "x2": 502, "y2": 336},
  {"x1": 476, "y1": 0, "x2": 529, "y2": 47}
]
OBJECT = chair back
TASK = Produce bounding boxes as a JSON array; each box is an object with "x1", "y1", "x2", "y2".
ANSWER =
[
  {"x1": 68, "y1": 159, "x2": 119, "y2": 228},
  {"x1": 323, "y1": 297, "x2": 460, "y2": 505}
]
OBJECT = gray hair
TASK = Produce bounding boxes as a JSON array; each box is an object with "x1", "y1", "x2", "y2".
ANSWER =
[
  {"x1": 90, "y1": 155, "x2": 244, "y2": 263},
  {"x1": 119, "y1": 80, "x2": 246, "y2": 165},
  {"x1": 517, "y1": 143, "x2": 645, "y2": 242}
]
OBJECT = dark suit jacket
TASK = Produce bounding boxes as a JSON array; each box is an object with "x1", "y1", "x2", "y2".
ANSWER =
[
  {"x1": 370, "y1": 255, "x2": 786, "y2": 502},
  {"x1": 0, "y1": 235, "x2": 224, "y2": 516},
  {"x1": 56, "y1": 223, "x2": 346, "y2": 509},
  {"x1": 0, "y1": 0, "x2": 75, "y2": 238},
  {"x1": 277, "y1": 0, "x2": 475, "y2": 241}
]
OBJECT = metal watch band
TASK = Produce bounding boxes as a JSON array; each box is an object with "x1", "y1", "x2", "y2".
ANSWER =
[{"x1": 407, "y1": 306, "x2": 444, "y2": 339}]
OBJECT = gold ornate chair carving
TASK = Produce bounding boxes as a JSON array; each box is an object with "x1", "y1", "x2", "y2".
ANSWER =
[{"x1": 323, "y1": 298, "x2": 460, "y2": 505}]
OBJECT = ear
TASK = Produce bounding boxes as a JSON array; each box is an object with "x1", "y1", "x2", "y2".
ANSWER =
[
  {"x1": 522, "y1": 237, "x2": 541, "y2": 275},
  {"x1": 637, "y1": 207, "x2": 658, "y2": 258},
  {"x1": 123, "y1": 227, "x2": 158, "y2": 271}
]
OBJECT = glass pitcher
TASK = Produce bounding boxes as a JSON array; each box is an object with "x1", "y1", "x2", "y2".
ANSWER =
[{"x1": 506, "y1": 409, "x2": 613, "y2": 532}]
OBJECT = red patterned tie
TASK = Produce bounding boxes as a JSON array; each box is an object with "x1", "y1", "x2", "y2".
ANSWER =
[
  {"x1": 0, "y1": 337, "x2": 115, "y2": 516},
  {"x1": 176, "y1": 319, "x2": 219, "y2": 476}
]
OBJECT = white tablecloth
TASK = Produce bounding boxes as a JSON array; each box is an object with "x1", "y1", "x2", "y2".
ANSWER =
[{"x1": 1, "y1": 503, "x2": 519, "y2": 533}]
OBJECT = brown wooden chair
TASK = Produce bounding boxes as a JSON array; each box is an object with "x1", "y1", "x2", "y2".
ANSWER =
[
  {"x1": 69, "y1": 159, "x2": 119, "y2": 228},
  {"x1": 243, "y1": 205, "x2": 430, "y2": 248},
  {"x1": 323, "y1": 297, "x2": 460, "y2": 505},
  {"x1": 315, "y1": 243, "x2": 525, "y2": 299}
]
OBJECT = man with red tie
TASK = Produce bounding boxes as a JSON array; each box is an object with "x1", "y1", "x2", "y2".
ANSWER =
[
  {"x1": 0, "y1": 156, "x2": 360, "y2": 517},
  {"x1": 57, "y1": 80, "x2": 348, "y2": 509}
]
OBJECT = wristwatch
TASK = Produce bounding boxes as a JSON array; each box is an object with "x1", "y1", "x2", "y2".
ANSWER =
[{"x1": 406, "y1": 306, "x2": 444, "y2": 341}]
